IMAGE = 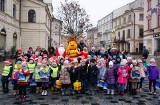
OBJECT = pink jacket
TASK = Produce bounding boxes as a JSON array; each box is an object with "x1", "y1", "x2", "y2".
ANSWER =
[
  {"x1": 14, "y1": 70, "x2": 30, "y2": 85},
  {"x1": 117, "y1": 67, "x2": 129, "y2": 84}
]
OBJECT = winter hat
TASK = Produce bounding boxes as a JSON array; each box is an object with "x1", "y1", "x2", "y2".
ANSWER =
[
  {"x1": 132, "y1": 60, "x2": 137, "y2": 64},
  {"x1": 90, "y1": 58, "x2": 96, "y2": 63},
  {"x1": 64, "y1": 60, "x2": 69, "y2": 64},
  {"x1": 109, "y1": 61, "x2": 113, "y2": 66},
  {"x1": 4, "y1": 59, "x2": 11, "y2": 64},
  {"x1": 73, "y1": 58, "x2": 78, "y2": 63},
  {"x1": 120, "y1": 61, "x2": 126, "y2": 66},
  {"x1": 122, "y1": 59, "x2": 128, "y2": 65},
  {"x1": 21, "y1": 62, "x2": 27, "y2": 67},
  {"x1": 150, "y1": 58, "x2": 156, "y2": 63},
  {"x1": 137, "y1": 59, "x2": 142, "y2": 63},
  {"x1": 127, "y1": 56, "x2": 132, "y2": 60}
]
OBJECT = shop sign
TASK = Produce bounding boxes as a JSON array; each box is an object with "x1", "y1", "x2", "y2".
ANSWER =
[{"x1": 158, "y1": 6, "x2": 160, "y2": 16}]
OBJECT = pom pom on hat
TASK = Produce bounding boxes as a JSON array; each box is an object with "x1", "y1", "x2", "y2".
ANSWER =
[
  {"x1": 109, "y1": 61, "x2": 113, "y2": 66},
  {"x1": 21, "y1": 62, "x2": 27, "y2": 67}
]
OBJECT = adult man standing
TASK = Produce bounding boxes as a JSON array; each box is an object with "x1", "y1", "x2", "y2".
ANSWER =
[{"x1": 142, "y1": 46, "x2": 149, "y2": 59}]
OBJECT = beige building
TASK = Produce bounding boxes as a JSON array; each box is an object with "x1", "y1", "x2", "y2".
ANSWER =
[
  {"x1": 113, "y1": 0, "x2": 144, "y2": 53},
  {"x1": 0, "y1": 0, "x2": 53, "y2": 52},
  {"x1": 97, "y1": 13, "x2": 113, "y2": 49},
  {"x1": 87, "y1": 27, "x2": 98, "y2": 48},
  {"x1": 144, "y1": 0, "x2": 160, "y2": 55},
  {"x1": 52, "y1": 18, "x2": 62, "y2": 49}
]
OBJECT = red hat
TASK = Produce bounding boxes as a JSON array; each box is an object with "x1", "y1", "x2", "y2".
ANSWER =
[
  {"x1": 4, "y1": 59, "x2": 11, "y2": 64},
  {"x1": 43, "y1": 54, "x2": 48, "y2": 58},
  {"x1": 52, "y1": 60, "x2": 57, "y2": 65},
  {"x1": 31, "y1": 54, "x2": 37, "y2": 59},
  {"x1": 17, "y1": 49, "x2": 22, "y2": 53}
]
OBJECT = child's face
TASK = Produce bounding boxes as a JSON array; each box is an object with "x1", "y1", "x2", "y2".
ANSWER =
[
  {"x1": 127, "y1": 59, "x2": 132, "y2": 63},
  {"x1": 5, "y1": 63, "x2": 10, "y2": 66},
  {"x1": 29, "y1": 60, "x2": 34, "y2": 63},
  {"x1": 81, "y1": 61, "x2": 85, "y2": 66},
  {"x1": 121, "y1": 65, "x2": 125, "y2": 68},
  {"x1": 37, "y1": 65, "x2": 41, "y2": 69},
  {"x1": 90, "y1": 62, "x2": 94, "y2": 65},
  {"x1": 133, "y1": 63, "x2": 137, "y2": 66},
  {"x1": 109, "y1": 65, "x2": 113, "y2": 68},
  {"x1": 42, "y1": 63, "x2": 46, "y2": 67}
]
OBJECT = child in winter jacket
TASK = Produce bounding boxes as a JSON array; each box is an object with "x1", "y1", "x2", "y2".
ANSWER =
[
  {"x1": 129, "y1": 60, "x2": 140, "y2": 95},
  {"x1": 34, "y1": 61, "x2": 42, "y2": 94},
  {"x1": 97, "y1": 58, "x2": 106, "y2": 93},
  {"x1": 147, "y1": 58, "x2": 159, "y2": 95},
  {"x1": 104, "y1": 61, "x2": 116, "y2": 95},
  {"x1": 39, "y1": 60, "x2": 49, "y2": 96},
  {"x1": 137, "y1": 59, "x2": 147, "y2": 92},
  {"x1": 1, "y1": 59, "x2": 13, "y2": 93},
  {"x1": 59, "y1": 60, "x2": 71, "y2": 96},
  {"x1": 117, "y1": 61, "x2": 129, "y2": 95},
  {"x1": 14, "y1": 62, "x2": 30, "y2": 102},
  {"x1": 87, "y1": 58, "x2": 99, "y2": 95}
]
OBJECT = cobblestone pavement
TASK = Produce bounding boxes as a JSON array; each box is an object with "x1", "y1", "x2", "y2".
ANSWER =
[{"x1": 0, "y1": 80, "x2": 159, "y2": 105}]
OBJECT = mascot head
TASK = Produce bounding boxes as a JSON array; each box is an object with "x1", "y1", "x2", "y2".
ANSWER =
[{"x1": 67, "y1": 36, "x2": 78, "y2": 50}]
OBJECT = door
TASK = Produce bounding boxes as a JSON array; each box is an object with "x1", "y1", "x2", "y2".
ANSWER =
[{"x1": 139, "y1": 43, "x2": 143, "y2": 53}]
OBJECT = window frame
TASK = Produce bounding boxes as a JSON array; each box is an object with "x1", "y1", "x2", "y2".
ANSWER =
[
  {"x1": 139, "y1": 28, "x2": 143, "y2": 37},
  {"x1": 13, "y1": 4, "x2": 16, "y2": 19},
  {"x1": 128, "y1": 15, "x2": 131, "y2": 22},
  {"x1": 127, "y1": 29, "x2": 131, "y2": 38},
  {"x1": 28, "y1": 9, "x2": 36, "y2": 23},
  {"x1": 148, "y1": 19, "x2": 151, "y2": 30},
  {"x1": 0, "y1": 0, "x2": 5, "y2": 12},
  {"x1": 139, "y1": 14, "x2": 144, "y2": 21}
]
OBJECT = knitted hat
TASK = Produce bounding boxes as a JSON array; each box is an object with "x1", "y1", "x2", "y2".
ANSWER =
[
  {"x1": 4, "y1": 59, "x2": 11, "y2": 64},
  {"x1": 120, "y1": 61, "x2": 126, "y2": 66},
  {"x1": 21, "y1": 62, "x2": 27, "y2": 67},
  {"x1": 150, "y1": 58, "x2": 155, "y2": 63},
  {"x1": 132, "y1": 60, "x2": 137, "y2": 64},
  {"x1": 64, "y1": 60, "x2": 69, "y2": 64},
  {"x1": 137, "y1": 59, "x2": 142, "y2": 63},
  {"x1": 109, "y1": 61, "x2": 113, "y2": 66},
  {"x1": 122, "y1": 59, "x2": 127, "y2": 65},
  {"x1": 127, "y1": 57, "x2": 132, "y2": 60}
]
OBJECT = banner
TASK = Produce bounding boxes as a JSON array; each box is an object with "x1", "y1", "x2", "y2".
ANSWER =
[{"x1": 158, "y1": 6, "x2": 160, "y2": 16}]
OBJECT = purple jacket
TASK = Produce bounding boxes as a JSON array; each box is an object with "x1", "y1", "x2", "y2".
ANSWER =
[
  {"x1": 104, "y1": 68, "x2": 115, "y2": 84},
  {"x1": 147, "y1": 66, "x2": 159, "y2": 80}
]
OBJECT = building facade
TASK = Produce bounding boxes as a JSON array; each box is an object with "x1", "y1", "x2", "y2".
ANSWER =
[
  {"x1": 52, "y1": 18, "x2": 62, "y2": 49},
  {"x1": 113, "y1": 0, "x2": 144, "y2": 53},
  {"x1": 0, "y1": 0, "x2": 53, "y2": 52},
  {"x1": 97, "y1": 13, "x2": 113, "y2": 49},
  {"x1": 86, "y1": 27, "x2": 98, "y2": 48},
  {"x1": 144, "y1": 0, "x2": 160, "y2": 55}
]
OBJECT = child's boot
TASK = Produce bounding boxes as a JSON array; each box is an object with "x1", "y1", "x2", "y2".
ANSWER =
[
  {"x1": 107, "y1": 89, "x2": 110, "y2": 95},
  {"x1": 13, "y1": 90, "x2": 17, "y2": 96},
  {"x1": 51, "y1": 86, "x2": 54, "y2": 92},
  {"x1": 111, "y1": 90, "x2": 114, "y2": 95},
  {"x1": 36, "y1": 87, "x2": 39, "y2": 94}
]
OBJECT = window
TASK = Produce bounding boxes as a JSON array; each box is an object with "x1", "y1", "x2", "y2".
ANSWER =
[
  {"x1": 119, "y1": 19, "x2": 121, "y2": 25},
  {"x1": 158, "y1": 0, "x2": 160, "y2": 5},
  {"x1": 127, "y1": 29, "x2": 131, "y2": 38},
  {"x1": 128, "y1": 15, "x2": 131, "y2": 22},
  {"x1": 28, "y1": 10, "x2": 36, "y2": 23},
  {"x1": 148, "y1": 0, "x2": 151, "y2": 10},
  {"x1": 13, "y1": 4, "x2": 16, "y2": 18},
  {"x1": 115, "y1": 21, "x2": 117, "y2": 27},
  {"x1": 118, "y1": 32, "x2": 120, "y2": 41},
  {"x1": 139, "y1": 28, "x2": 143, "y2": 37},
  {"x1": 123, "y1": 30, "x2": 125, "y2": 40},
  {"x1": 148, "y1": 19, "x2": 151, "y2": 30},
  {"x1": 123, "y1": 17, "x2": 126, "y2": 24},
  {"x1": 139, "y1": 14, "x2": 144, "y2": 21},
  {"x1": 0, "y1": 0, "x2": 5, "y2": 12}
]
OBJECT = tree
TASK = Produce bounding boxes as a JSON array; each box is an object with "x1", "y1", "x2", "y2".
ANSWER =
[{"x1": 57, "y1": 0, "x2": 92, "y2": 36}]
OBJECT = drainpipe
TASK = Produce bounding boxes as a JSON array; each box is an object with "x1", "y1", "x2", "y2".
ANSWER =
[
  {"x1": 131, "y1": 9, "x2": 135, "y2": 53},
  {"x1": 19, "y1": 0, "x2": 22, "y2": 48},
  {"x1": 50, "y1": 17, "x2": 53, "y2": 48}
]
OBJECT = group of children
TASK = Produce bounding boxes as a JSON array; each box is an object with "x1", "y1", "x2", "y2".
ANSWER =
[{"x1": 1, "y1": 53, "x2": 159, "y2": 103}]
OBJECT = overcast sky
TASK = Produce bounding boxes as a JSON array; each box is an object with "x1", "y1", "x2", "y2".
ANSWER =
[{"x1": 53, "y1": 0, "x2": 135, "y2": 26}]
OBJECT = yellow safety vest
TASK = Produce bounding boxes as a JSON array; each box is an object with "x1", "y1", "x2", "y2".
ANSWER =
[
  {"x1": 50, "y1": 66, "x2": 59, "y2": 78},
  {"x1": 28, "y1": 63, "x2": 36, "y2": 73},
  {"x1": 2, "y1": 66, "x2": 12, "y2": 76},
  {"x1": 35, "y1": 68, "x2": 40, "y2": 80},
  {"x1": 12, "y1": 64, "x2": 22, "y2": 79}
]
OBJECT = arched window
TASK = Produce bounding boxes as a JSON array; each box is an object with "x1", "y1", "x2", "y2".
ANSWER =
[
  {"x1": 0, "y1": 0, "x2": 5, "y2": 12},
  {"x1": 0, "y1": 28, "x2": 6, "y2": 50},
  {"x1": 13, "y1": 4, "x2": 16, "y2": 18},
  {"x1": 28, "y1": 10, "x2": 36, "y2": 23}
]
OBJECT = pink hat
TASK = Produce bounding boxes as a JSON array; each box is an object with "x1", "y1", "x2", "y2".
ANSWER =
[
  {"x1": 4, "y1": 59, "x2": 11, "y2": 64},
  {"x1": 64, "y1": 60, "x2": 69, "y2": 64},
  {"x1": 150, "y1": 58, "x2": 155, "y2": 63}
]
